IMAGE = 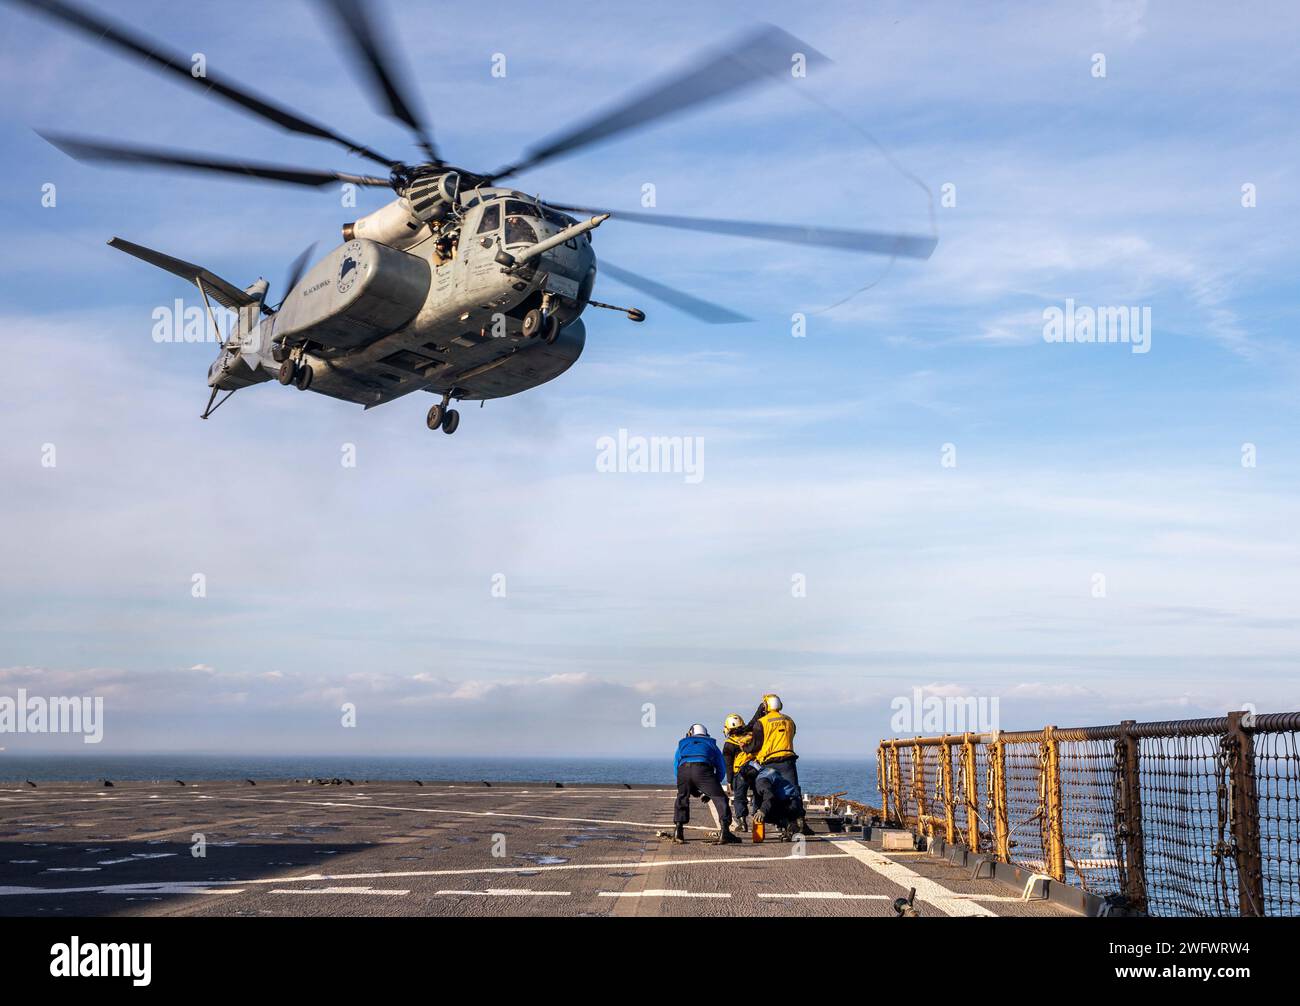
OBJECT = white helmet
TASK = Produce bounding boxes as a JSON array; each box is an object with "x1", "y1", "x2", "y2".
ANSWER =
[
  {"x1": 723, "y1": 713, "x2": 745, "y2": 732},
  {"x1": 687, "y1": 723, "x2": 710, "y2": 737},
  {"x1": 763, "y1": 693, "x2": 783, "y2": 712}
]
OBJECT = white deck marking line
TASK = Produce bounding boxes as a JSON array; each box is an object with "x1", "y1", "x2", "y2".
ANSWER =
[
  {"x1": 278, "y1": 852, "x2": 840, "y2": 884},
  {"x1": 419, "y1": 791, "x2": 676, "y2": 798},
  {"x1": 211, "y1": 794, "x2": 719, "y2": 833},
  {"x1": 0, "y1": 852, "x2": 842, "y2": 897},
  {"x1": 434, "y1": 889, "x2": 571, "y2": 897},
  {"x1": 118, "y1": 886, "x2": 245, "y2": 896},
  {"x1": 0, "y1": 790, "x2": 686, "y2": 821},
  {"x1": 0, "y1": 789, "x2": 678, "y2": 806},
  {"x1": 757, "y1": 892, "x2": 889, "y2": 900},
  {"x1": 599, "y1": 890, "x2": 730, "y2": 899},
  {"x1": 269, "y1": 887, "x2": 408, "y2": 896},
  {"x1": 0, "y1": 882, "x2": 246, "y2": 897},
  {"x1": 831, "y1": 840, "x2": 997, "y2": 917}
]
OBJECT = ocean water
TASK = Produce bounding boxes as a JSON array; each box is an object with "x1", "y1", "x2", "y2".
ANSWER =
[{"x1": 0, "y1": 755, "x2": 879, "y2": 804}]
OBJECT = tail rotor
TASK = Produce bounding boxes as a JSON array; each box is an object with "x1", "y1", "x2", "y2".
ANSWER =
[{"x1": 268, "y1": 242, "x2": 318, "y2": 313}]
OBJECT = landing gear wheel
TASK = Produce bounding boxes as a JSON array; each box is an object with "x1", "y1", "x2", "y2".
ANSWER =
[
  {"x1": 542, "y1": 314, "x2": 561, "y2": 345},
  {"x1": 277, "y1": 360, "x2": 297, "y2": 385},
  {"x1": 522, "y1": 308, "x2": 543, "y2": 339},
  {"x1": 426, "y1": 404, "x2": 445, "y2": 431},
  {"x1": 294, "y1": 363, "x2": 313, "y2": 391},
  {"x1": 441, "y1": 409, "x2": 460, "y2": 435}
]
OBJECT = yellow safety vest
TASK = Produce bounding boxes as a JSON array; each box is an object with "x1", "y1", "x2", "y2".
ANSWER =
[
  {"x1": 728, "y1": 733, "x2": 754, "y2": 774},
  {"x1": 756, "y1": 711, "x2": 796, "y2": 764}
]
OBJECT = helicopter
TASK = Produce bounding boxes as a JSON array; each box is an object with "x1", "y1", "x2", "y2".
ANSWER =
[{"x1": 13, "y1": 0, "x2": 937, "y2": 436}]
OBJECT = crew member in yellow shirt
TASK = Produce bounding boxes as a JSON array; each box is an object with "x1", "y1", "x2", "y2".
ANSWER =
[{"x1": 743, "y1": 693, "x2": 813, "y2": 836}]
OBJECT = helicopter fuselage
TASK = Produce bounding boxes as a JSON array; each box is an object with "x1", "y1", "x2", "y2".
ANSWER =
[{"x1": 214, "y1": 186, "x2": 599, "y2": 410}]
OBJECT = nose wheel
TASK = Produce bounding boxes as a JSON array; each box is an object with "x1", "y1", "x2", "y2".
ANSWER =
[
  {"x1": 522, "y1": 308, "x2": 561, "y2": 344},
  {"x1": 426, "y1": 400, "x2": 460, "y2": 435}
]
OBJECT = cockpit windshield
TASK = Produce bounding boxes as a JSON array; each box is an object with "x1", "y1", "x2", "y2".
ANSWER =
[
  {"x1": 469, "y1": 196, "x2": 575, "y2": 246},
  {"x1": 505, "y1": 199, "x2": 541, "y2": 219},
  {"x1": 476, "y1": 202, "x2": 501, "y2": 233},
  {"x1": 504, "y1": 214, "x2": 538, "y2": 246}
]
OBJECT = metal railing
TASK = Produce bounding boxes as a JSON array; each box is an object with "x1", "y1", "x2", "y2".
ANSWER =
[{"x1": 877, "y1": 711, "x2": 1300, "y2": 916}]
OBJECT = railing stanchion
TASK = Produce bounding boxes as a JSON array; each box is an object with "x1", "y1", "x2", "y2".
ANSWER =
[
  {"x1": 941, "y1": 736, "x2": 956, "y2": 844},
  {"x1": 891, "y1": 744, "x2": 904, "y2": 827},
  {"x1": 962, "y1": 733, "x2": 979, "y2": 851},
  {"x1": 912, "y1": 740, "x2": 925, "y2": 836},
  {"x1": 992, "y1": 731, "x2": 1010, "y2": 863},
  {"x1": 1115, "y1": 720, "x2": 1147, "y2": 913},
  {"x1": 878, "y1": 745, "x2": 889, "y2": 825},
  {"x1": 1044, "y1": 725, "x2": 1066, "y2": 882},
  {"x1": 1227, "y1": 711, "x2": 1264, "y2": 916}
]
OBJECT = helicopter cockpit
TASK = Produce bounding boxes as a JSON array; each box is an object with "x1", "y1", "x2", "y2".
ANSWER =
[
  {"x1": 462, "y1": 192, "x2": 582, "y2": 249},
  {"x1": 505, "y1": 203, "x2": 539, "y2": 247}
]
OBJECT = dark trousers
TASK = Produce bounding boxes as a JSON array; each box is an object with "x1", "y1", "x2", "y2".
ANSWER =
[
  {"x1": 764, "y1": 759, "x2": 805, "y2": 819},
  {"x1": 675, "y1": 762, "x2": 731, "y2": 829},
  {"x1": 731, "y1": 772, "x2": 755, "y2": 821},
  {"x1": 754, "y1": 776, "x2": 794, "y2": 827}
]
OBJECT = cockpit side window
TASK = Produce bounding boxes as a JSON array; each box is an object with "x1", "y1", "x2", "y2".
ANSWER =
[{"x1": 476, "y1": 203, "x2": 501, "y2": 234}]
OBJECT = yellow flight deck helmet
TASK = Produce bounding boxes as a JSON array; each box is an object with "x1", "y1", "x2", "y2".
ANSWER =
[
  {"x1": 762, "y1": 693, "x2": 782, "y2": 712},
  {"x1": 724, "y1": 713, "x2": 745, "y2": 732}
]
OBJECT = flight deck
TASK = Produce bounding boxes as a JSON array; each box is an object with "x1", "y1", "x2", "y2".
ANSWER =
[{"x1": 0, "y1": 780, "x2": 1073, "y2": 917}]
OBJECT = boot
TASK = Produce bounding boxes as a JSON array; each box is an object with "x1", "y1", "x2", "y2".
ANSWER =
[
  {"x1": 799, "y1": 816, "x2": 815, "y2": 836},
  {"x1": 716, "y1": 824, "x2": 741, "y2": 845},
  {"x1": 734, "y1": 815, "x2": 749, "y2": 835},
  {"x1": 671, "y1": 824, "x2": 686, "y2": 844}
]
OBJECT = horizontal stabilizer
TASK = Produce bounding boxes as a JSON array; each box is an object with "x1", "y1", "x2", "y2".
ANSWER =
[{"x1": 107, "y1": 237, "x2": 257, "y2": 312}]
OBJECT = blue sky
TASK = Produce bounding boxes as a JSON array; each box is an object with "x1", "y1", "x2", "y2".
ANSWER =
[{"x1": 0, "y1": 0, "x2": 1297, "y2": 757}]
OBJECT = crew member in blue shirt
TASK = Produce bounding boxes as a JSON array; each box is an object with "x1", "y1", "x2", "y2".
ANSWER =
[
  {"x1": 672, "y1": 724, "x2": 740, "y2": 845},
  {"x1": 739, "y1": 760, "x2": 803, "y2": 841}
]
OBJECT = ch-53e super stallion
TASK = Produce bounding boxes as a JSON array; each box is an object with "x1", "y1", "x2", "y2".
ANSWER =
[{"x1": 14, "y1": 0, "x2": 936, "y2": 436}]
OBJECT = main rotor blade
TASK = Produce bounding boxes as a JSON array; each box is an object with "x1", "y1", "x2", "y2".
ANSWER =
[
  {"x1": 599, "y1": 260, "x2": 751, "y2": 325},
  {"x1": 11, "y1": 0, "x2": 398, "y2": 168},
  {"x1": 318, "y1": 0, "x2": 440, "y2": 164},
  {"x1": 488, "y1": 24, "x2": 828, "y2": 182},
  {"x1": 40, "y1": 131, "x2": 391, "y2": 188},
  {"x1": 551, "y1": 205, "x2": 938, "y2": 260}
]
